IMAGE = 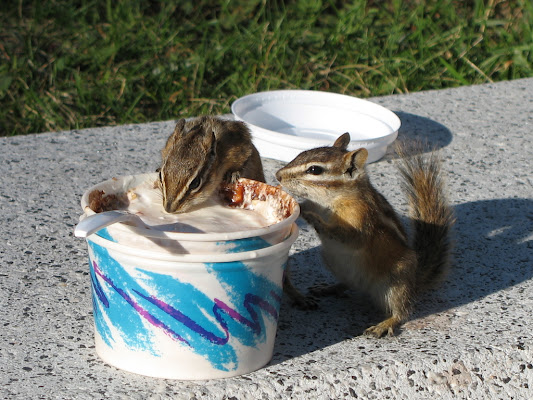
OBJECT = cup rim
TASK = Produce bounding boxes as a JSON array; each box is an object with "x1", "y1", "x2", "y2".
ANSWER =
[
  {"x1": 87, "y1": 223, "x2": 299, "y2": 264},
  {"x1": 80, "y1": 173, "x2": 300, "y2": 242}
]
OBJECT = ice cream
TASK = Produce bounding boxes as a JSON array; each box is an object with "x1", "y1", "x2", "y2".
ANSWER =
[{"x1": 86, "y1": 177, "x2": 293, "y2": 234}]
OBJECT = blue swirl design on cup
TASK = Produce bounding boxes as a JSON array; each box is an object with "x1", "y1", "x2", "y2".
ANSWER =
[{"x1": 88, "y1": 240, "x2": 283, "y2": 371}]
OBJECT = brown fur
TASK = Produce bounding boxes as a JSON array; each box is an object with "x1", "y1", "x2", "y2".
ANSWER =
[
  {"x1": 159, "y1": 116, "x2": 265, "y2": 213},
  {"x1": 158, "y1": 117, "x2": 314, "y2": 309},
  {"x1": 275, "y1": 134, "x2": 454, "y2": 337}
]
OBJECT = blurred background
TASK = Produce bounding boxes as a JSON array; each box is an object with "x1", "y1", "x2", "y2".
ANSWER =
[{"x1": 1, "y1": 0, "x2": 531, "y2": 136}]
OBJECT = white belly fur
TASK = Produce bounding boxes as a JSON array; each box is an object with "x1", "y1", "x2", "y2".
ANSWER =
[{"x1": 320, "y1": 236, "x2": 387, "y2": 309}]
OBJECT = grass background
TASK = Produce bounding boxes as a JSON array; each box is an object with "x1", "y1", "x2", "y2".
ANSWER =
[{"x1": 1, "y1": 0, "x2": 532, "y2": 136}]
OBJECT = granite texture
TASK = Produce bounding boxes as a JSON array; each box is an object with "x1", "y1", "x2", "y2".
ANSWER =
[{"x1": 1, "y1": 78, "x2": 532, "y2": 399}]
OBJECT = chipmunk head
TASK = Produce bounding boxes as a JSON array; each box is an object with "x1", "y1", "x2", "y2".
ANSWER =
[
  {"x1": 158, "y1": 117, "x2": 220, "y2": 213},
  {"x1": 275, "y1": 132, "x2": 368, "y2": 201}
]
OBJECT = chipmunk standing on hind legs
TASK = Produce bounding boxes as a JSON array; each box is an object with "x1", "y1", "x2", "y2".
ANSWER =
[
  {"x1": 275, "y1": 133, "x2": 455, "y2": 337},
  {"x1": 158, "y1": 116, "x2": 315, "y2": 308}
]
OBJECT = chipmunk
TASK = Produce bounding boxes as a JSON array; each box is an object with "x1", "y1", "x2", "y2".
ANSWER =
[
  {"x1": 275, "y1": 133, "x2": 455, "y2": 337},
  {"x1": 158, "y1": 116, "x2": 265, "y2": 213},
  {"x1": 158, "y1": 116, "x2": 314, "y2": 308}
]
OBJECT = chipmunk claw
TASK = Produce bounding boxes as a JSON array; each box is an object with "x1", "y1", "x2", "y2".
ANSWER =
[
  {"x1": 309, "y1": 283, "x2": 348, "y2": 297},
  {"x1": 364, "y1": 325, "x2": 394, "y2": 338},
  {"x1": 364, "y1": 317, "x2": 399, "y2": 338},
  {"x1": 292, "y1": 295, "x2": 319, "y2": 310},
  {"x1": 283, "y1": 273, "x2": 318, "y2": 310}
]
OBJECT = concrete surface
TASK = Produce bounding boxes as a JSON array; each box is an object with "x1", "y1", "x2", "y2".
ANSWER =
[{"x1": 1, "y1": 78, "x2": 532, "y2": 399}]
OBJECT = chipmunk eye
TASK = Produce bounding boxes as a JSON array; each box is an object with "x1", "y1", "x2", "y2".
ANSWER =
[
  {"x1": 189, "y1": 176, "x2": 202, "y2": 191},
  {"x1": 306, "y1": 165, "x2": 324, "y2": 175}
]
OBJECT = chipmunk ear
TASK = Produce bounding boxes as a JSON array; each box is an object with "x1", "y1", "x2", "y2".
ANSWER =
[
  {"x1": 333, "y1": 132, "x2": 351, "y2": 150},
  {"x1": 172, "y1": 118, "x2": 187, "y2": 139},
  {"x1": 162, "y1": 119, "x2": 187, "y2": 160},
  {"x1": 343, "y1": 148, "x2": 368, "y2": 177},
  {"x1": 210, "y1": 131, "x2": 217, "y2": 156}
]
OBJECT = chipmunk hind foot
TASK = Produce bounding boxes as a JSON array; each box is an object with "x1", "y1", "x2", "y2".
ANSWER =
[
  {"x1": 364, "y1": 316, "x2": 402, "y2": 338},
  {"x1": 309, "y1": 282, "x2": 349, "y2": 298},
  {"x1": 283, "y1": 274, "x2": 318, "y2": 310}
]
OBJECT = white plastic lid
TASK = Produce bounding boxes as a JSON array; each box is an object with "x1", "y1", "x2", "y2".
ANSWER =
[{"x1": 232, "y1": 90, "x2": 401, "y2": 163}]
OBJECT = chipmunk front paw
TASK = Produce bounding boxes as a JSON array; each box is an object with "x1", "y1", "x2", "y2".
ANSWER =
[{"x1": 227, "y1": 171, "x2": 241, "y2": 183}]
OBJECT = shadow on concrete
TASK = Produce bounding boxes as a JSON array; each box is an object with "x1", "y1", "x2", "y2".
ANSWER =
[
  {"x1": 271, "y1": 197, "x2": 533, "y2": 364},
  {"x1": 380, "y1": 111, "x2": 453, "y2": 161},
  {"x1": 396, "y1": 111, "x2": 453, "y2": 149},
  {"x1": 430, "y1": 197, "x2": 533, "y2": 310}
]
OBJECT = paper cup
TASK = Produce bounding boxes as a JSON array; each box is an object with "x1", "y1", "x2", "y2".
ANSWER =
[
  {"x1": 86, "y1": 224, "x2": 298, "y2": 379},
  {"x1": 77, "y1": 174, "x2": 301, "y2": 379}
]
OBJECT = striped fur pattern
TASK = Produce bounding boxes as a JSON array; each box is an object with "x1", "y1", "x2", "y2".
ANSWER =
[
  {"x1": 275, "y1": 133, "x2": 454, "y2": 337},
  {"x1": 158, "y1": 116, "x2": 265, "y2": 213}
]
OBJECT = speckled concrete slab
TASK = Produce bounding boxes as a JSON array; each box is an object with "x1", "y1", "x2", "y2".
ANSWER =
[{"x1": 1, "y1": 79, "x2": 532, "y2": 399}]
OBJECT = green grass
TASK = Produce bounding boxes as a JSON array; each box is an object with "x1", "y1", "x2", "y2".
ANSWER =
[{"x1": 1, "y1": 0, "x2": 532, "y2": 136}]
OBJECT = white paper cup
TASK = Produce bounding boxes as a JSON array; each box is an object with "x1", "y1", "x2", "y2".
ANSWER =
[
  {"x1": 78, "y1": 174, "x2": 301, "y2": 379},
  {"x1": 86, "y1": 224, "x2": 298, "y2": 379}
]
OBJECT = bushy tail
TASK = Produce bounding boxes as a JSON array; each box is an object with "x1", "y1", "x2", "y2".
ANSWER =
[{"x1": 396, "y1": 145, "x2": 455, "y2": 291}]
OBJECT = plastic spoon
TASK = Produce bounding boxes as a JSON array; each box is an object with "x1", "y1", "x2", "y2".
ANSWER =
[{"x1": 74, "y1": 210, "x2": 147, "y2": 238}]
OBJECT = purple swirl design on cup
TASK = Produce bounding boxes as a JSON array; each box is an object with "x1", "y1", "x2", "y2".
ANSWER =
[{"x1": 88, "y1": 240, "x2": 283, "y2": 371}]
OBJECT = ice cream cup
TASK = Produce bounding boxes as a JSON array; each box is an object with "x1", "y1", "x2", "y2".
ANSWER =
[
  {"x1": 79, "y1": 173, "x2": 299, "y2": 254},
  {"x1": 85, "y1": 223, "x2": 298, "y2": 379},
  {"x1": 77, "y1": 174, "x2": 301, "y2": 379}
]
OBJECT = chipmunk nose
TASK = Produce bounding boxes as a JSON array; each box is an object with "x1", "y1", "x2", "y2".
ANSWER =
[
  {"x1": 164, "y1": 201, "x2": 174, "y2": 213},
  {"x1": 275, "y1": 170, "x2": 283, "y2": 182}
]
